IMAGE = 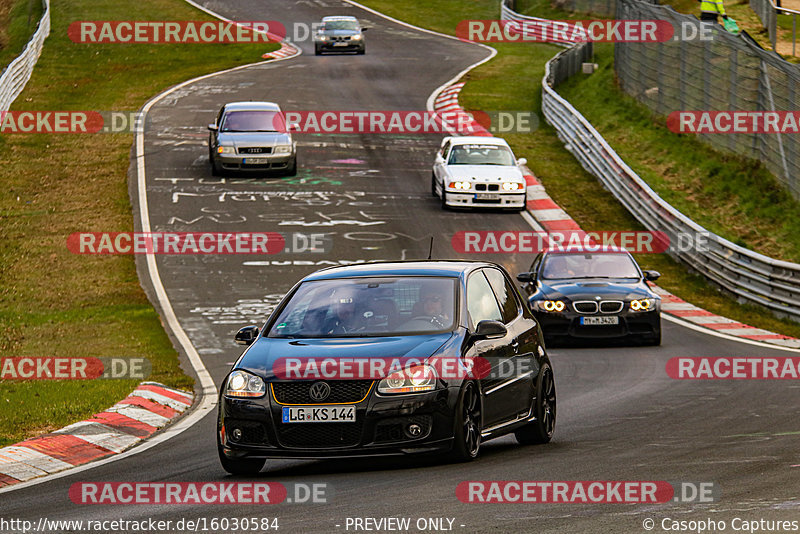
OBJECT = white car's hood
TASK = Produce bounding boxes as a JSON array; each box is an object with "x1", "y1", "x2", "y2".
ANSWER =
[{"x1": 445, "y1": 165, "x2": 524, "y2": 182}]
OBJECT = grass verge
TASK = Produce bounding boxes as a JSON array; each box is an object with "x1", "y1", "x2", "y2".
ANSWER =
[
  {"x1": 0, "y1": 0, "x2": 44, "y2": 70},
  {"x1": 0, "y1": 0, "x2": 279, "y2": 447},
  {"x1": 356, "y1": 0, "x2": 800, "y2": 339}
]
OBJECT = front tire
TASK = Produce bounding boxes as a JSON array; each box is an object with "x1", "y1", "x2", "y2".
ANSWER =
[
  {"x1": 451, "y1": 382, "x2": 481, "y2": 461},
  {"x1": 431, "y1": 172, "x2": 438, "y2": 197},
  {"x1": 441, "y1": 188, "x2": 450, "y2": 210},
  {"x1": 211, "y1": 158, "x2": 222, "y2": 177},
  {"x1": 217, "y1": 422, "x2": 265, "y2": 475},
  {"x1": 284, "y1": 157, "x2": 297, "y2": 177},
  {"x1": 515, "y1": 363, "x2": 556, "y2": 445}
]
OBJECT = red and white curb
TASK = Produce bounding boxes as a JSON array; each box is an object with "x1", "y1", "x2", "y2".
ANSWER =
[
  {"x1": 435, "y1": 81, "x2": 800, "y2": 349},
  {"x1": 0, "y1": 383, "x2": 193, "y2": 487},
  {"x1": 432, "y1": 82, "x2": 492, "y2": 137},
  {"x1": 262, "y1": 39, "x2": 301, "y2": 60}
]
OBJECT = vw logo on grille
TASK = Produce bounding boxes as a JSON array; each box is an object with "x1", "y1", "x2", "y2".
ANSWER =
[{"x1": 309, "y1": 381, "x2": 331, "y2": 402}]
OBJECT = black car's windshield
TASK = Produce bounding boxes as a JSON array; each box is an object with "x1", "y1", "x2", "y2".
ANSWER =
[
  {"x1": 541, "y1": 253, "x2": 640, "y2": 280},
  {"x1": 447, "y1": 144, "x2": 515, "y2": 166},
  {"x1": 221, "y1": 110, "x2": 285, "y2": 132},
  {"x1": 322, "y1": 20, "x2": 359, "y2": 31},
  {"x1": 267, "y1": 277, "x2": 457, "y2": 338}
]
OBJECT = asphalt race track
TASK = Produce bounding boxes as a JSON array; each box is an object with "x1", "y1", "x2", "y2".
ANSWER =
[{"x1": 2, "y1": 1, "x2": 799, "y2": 532}]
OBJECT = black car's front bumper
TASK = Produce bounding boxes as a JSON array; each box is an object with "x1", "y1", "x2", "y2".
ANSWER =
[
  {"x1": 534, "y1": 309, "x2": 661, "y2": 341},
  {"x1": 219, "y1": 382, "x2": 459, "y2": 459}
]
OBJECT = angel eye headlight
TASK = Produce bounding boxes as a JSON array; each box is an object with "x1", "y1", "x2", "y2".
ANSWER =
[
  {"x1": 536, "y1": 300, "x2": 565, "y2": 312},
  {"x1": 630, "y1": 298, "x2": 655, "y2": 312},
  {"x1": 225, "y1": 370, "x2": 265, "y2": 398}
]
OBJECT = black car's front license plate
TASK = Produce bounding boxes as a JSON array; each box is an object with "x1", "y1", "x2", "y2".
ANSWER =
[
  {"x1": 282, "y1": 406, "x2": 356, "y2": 423},
  {"x1": 581, "y1": 316, "x2": 619, "y2": 325}
]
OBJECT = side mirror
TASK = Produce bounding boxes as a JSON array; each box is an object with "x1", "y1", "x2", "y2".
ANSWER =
[
  {"x1": 516, "y1": 272, "x2": 535, "y2": 283},
  {"x1": 361, "y1": 26, "x2": 370, "y2": 31},
  {"x1": 517, "y1": 157, "x2": 527, "y2": 166},
  {"x1": 643, "y1": 270, "x2": 661, "y2": 282},
  {"x1": 435, "y1": 154, "x2": 444, "y2": 164},
  {"x1": 473, "y1": 320, "x2": 507, "y2": 340},
  {"x1": 234, "y1": 325, "x2": 260, "y2": 346},
  {"x1": 208, "y1": 124, "x2": 218, "y2": 131}
]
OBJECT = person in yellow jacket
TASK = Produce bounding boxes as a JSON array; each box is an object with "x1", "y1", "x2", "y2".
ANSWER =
[{"x1": 699, "y1": 0, "x2": 728, "y2": 22}]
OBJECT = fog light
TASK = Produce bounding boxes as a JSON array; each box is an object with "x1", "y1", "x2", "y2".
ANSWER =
[
  {"x1": 232, "y1": 428, "x2": 242, "y2": 441},
  {"x1": 406, "y1": 423, "x2": 422, "y2": 438}
]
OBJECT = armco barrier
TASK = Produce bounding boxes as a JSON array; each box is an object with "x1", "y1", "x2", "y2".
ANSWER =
[
  {"x1": 0, "y1": 0, "x2": 50, "y2": 112},
  {"x1": 500, "y1": 1, "x2": 800, "y2": 321}
]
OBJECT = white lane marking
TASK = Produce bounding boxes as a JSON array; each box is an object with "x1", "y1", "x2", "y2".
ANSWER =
[{"x1": 662, "y1": 314, "x2": 800, "y2": 353}]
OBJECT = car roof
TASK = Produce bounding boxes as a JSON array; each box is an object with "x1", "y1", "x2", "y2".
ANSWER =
[
  {"x1": 445, "y1": 136, "x2": 510, "y2": 147},
  {"x1": 544, "y1": 245, "x2": 632, "y2": 255},
  {"x1": 322, "y1": 16, "x2": 359, "y2": 21},
  {"x1": 302, "y1": 260, "x2": 501, "y2": 281},
  {"x1": 222, "y1": 102, "x2": 281, "y2": 112}
]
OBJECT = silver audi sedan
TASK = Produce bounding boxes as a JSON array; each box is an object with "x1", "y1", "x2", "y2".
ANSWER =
[{"x1": 208, "y1": 102, "x2": 297, "y2": 176}]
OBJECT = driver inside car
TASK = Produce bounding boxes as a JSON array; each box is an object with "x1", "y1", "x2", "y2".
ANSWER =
[{"x1": 322, "y1": 288, "x2": 364, "y2": 335}]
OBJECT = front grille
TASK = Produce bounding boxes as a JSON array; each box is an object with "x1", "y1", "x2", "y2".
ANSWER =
[
  {"x1": 277, "y1": 419, "x2": 364, "y2": 449},
  {"x1": 333, "y1": 36, "x2": 351, "y2": 42},
  {"x1": 600, "y1": 300, "x2": 624, "y2": 313},
  {"x1": 474, "y1": 184, "x2": 501, "y2": 192},
  {"x1": 573, "y1": 301, "x2": 598, "y2": 314},
  {"x1": 374, "y1": 415, "x2": 433, "y2": 443},
  {"x1": 238, "y1": 147, "x2": 272, "y2": 154},
  {"x1": 271, "y1": 381, "x2": 373, "y2": 405},
  {"x1": 226, "y1": 419, "x2": 269, "y2": 445}
]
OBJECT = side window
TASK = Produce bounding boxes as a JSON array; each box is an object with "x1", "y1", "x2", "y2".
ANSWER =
[
  {"x1": 216, "y1": 107, "x2": 225, "y2": 127},
  {"x1": 529, "y1": 253, "x2": 542, "y2": 275},
  {"x1": 440, "y1": 141, "x2": 450, "y2": 159},
  {"x1": 484, "y1": 268, "x2": 520, "y2": 324},
  {"x1": 467, "y1": 272, "x2": 503, "y2": 328}
]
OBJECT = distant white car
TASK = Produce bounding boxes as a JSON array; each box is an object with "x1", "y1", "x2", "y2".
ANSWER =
[{"x1": 432, "y1": 136, "x2": 527, "y2": 211}]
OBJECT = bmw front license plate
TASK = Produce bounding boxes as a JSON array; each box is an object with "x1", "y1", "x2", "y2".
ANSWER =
[
  {"x1": 581, "y1": 316, "x2": 619, "y2": 325},
  {"x1": 282, "y1": 406, "x2": 356, "y2": 423},
  {"x1": 243, "y1": 157, "x2": 269, "y2": 164},
  {"x1": 475, "y1": 194, "x2": 501, "y2": 201},
  {"x1": 333, "y1": 41, "x2": 349, "y2": 46}
]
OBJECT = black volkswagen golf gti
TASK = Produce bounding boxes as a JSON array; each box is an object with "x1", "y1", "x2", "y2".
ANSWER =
[{"x1": 217, "y1": 261, "x2": 555, "y2": 474}]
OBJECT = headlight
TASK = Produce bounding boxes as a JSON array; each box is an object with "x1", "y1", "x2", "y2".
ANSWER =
[
  {"x1": 273, "y1": 145, "x2": 292, "y2": 154},
  {"x1": 316, "y1": 34, "x2": 328, "y2": 41},
  {"x1": 534, "y1": 300, "x2": 566, "y2": 312},
  {"x1": 217, "y1": 146, "x2": 234, "y2": 154},
  {"x1": 448, "y1": 181, "x2": 471, "y2": 190},
  {"x1": 502, "y1": 182, "x2": 523, "y2": 191},
  {"x1": 630, "y1": 298, "x2": 656, "y2": 312},
  {"x1": 351, "y1": 34, "x2": 362, "y2": 40},
  {"x1": 377, "y1": 364, "x2": 437, "y2": 394},
  {"x1": 225, "y1": 370, "x2": 265, "y2": 398}
]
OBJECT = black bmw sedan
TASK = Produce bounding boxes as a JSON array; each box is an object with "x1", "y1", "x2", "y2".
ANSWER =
[
  {"x1": 518, "y1": 247, "x2": 662, "y2": 346},
  {"x1": 217, "y1": 261, "x2": 555, "y2": 474}
]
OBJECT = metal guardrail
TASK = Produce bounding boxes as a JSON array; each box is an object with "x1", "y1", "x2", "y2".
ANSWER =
[
  {"x1": 500, "y1": 2, "x2": 800, "y2": 320},
  {"x1": 751, "y1": 0, "x2": 799, "y2": 54},
  {"x1": 0, "y1": 0, "x2": 51, "y2": 111}
]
